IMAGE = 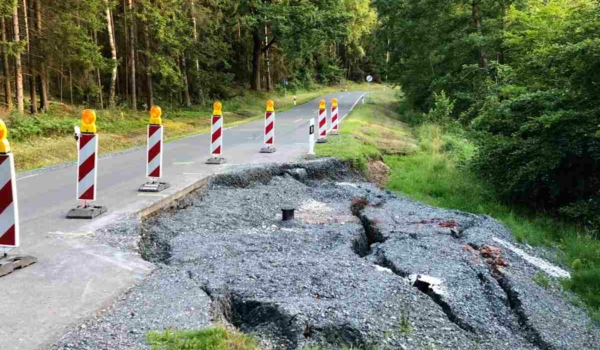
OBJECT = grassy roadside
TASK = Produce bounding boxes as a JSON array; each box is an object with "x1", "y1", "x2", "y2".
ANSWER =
[
  {"x1": 5, "y1": 82, "x2": 379, "y2": 172},
  {"x1": 316, "y1": 90, "x2": 600, "y2": 322}
]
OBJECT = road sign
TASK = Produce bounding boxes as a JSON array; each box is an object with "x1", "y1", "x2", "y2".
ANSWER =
[{"x1": 366, "y1": 75, "x2": 373, "y2": 83}]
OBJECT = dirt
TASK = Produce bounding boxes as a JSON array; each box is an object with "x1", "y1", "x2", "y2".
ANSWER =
[{"x1": 366, "y1": 160, "x2": 390, "y2": 188}]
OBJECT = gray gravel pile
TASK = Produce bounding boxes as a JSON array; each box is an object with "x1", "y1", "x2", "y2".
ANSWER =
[{"x1": 53, "y1": 159, "x2": 600, "y2": 350}]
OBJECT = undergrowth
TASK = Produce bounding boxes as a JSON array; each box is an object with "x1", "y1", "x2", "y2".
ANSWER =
[{"x1": 147, "y1": 326, "x2": 260, "y2": 350}]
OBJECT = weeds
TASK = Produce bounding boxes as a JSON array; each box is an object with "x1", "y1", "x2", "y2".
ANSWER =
[
  {"x1": 147, "y1": 326, "x2": 259, "y2": 350},
  {"x1": 533, "y1": 271, "x2": 551, "y2": 289}
]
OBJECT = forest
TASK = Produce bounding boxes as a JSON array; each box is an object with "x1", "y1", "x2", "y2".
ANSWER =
[
  {"x1": 376, "y1": 0, "x2": 600, "y2": 236},
  {"x1": 0, "y1": 0, "x2": 377, "y2": 113}
]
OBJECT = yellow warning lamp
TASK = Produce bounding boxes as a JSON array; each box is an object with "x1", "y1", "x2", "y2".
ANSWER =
[
  {"x1": 81, "y1": 109, "x2": 97, "y2": 134},
  {"x1": 319, "y1": 99, "x2": 326, "y2": 110},
  {"x1": 149, "y1": 105, "x2": 163, "y2": 125},
  {"x1": 0, "y1": 119, "x2": 10, "y2": 154},
  {"x1": 332, "y1": 98, "x2": 338, "y2": 108},
  {"x1": 213, "y1": 101, "x2": 223, "y2": 116},
  {"x1": 266, "y1": 100, "x2": 275, "y2": 112}
]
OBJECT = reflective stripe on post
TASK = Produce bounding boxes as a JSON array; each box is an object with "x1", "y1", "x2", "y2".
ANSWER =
[
  {"x1": 0, "y1": 153, "x2": 19, "y2": 248},
  {"x1": 331, "y1": 98, "x2": 339, "y2": 135},
  {"x1": 210, "y1": 115, "x2": 223, "y2": 156},
  {"x1": 77, "y1": 133, "x2": 98, "y2": 201},
  {"x1": 206, "y1": 102, "x2": 226, "y2": 164},
  {"x1": 147, "y1": 124, "x2": 163, "y2": 178},
  {"x1": 316, "y1": 99, "x2": 328, "y2": 144}
]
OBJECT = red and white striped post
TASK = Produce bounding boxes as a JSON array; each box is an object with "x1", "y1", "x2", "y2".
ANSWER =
[
  {"x1": 0, "y1": 120, "x2": 18, "y2": 250},
  {"x1": 330, "y1": 98, "x2": 340, "y2": 135},
  {"x1": 260, "y1": 100, "x2": 276, "y2": 153},
  {"x1": 0, "y1": 119, "x2": 37, "y2": 276},
  {"x1": 316, "y1": 99, "x2": 328, "y2": 144},
  {"x1": 67, "y1": 110, "x2": 107, "y2": 219},
  {"x1": 206, "y1": 101, "x2": 226, "y2": 164},
  {"x1": 139, "y1": 106, "x2": 170, "y2": 192}
]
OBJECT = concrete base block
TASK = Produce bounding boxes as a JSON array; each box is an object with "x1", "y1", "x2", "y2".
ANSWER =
[
  {"x1": 316, "y1": 139, "x2": 328, "y2": 144},
  {"x1": 0, "y1": 254, "x2": 38, "y2": 277},
  {"x1": 139, "y1": 181, "x2": 170, "y2": 193},
  {"x1": 66, "y1": 205, "x2": 108, "y2": 219},
  {"x1": 305, "y1": 154, "x2": 317, "y2": 160},
  {"x1": 260, "y1": 147, "x2": 276, "y2": 154},
  {"x1": 206, "y1": 157, "x2": 227, "y2": 165}
]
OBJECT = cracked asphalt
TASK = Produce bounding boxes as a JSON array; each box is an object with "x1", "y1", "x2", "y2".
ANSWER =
[{"x1": 52, "y1": 159, "x2": 600, "y2": 350}]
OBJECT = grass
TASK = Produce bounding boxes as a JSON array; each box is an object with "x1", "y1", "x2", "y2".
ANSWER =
[
  {"x1": 146, "y1": 326, "x2": 260, "y2": 350},
  {"x1": 315, "y1": 90, "x2": 600, "y2": 322},
  {"x1": 4, "y1": 82, "x2": 378, "y2": 171},
  {"x1": 316, "y1": 90, "x2": 417, "y2": 171}
]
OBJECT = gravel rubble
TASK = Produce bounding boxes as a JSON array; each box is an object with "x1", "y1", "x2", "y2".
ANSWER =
[{"x1": 53, "y1": 159, "x2": 600, "y2": 350}]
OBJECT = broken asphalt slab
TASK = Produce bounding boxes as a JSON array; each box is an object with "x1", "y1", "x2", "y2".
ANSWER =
[{"x1": 52, "y1": 159, "x2": 600, "y2": 350}]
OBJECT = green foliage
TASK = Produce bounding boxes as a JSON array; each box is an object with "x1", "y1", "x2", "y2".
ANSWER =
[
  {"x1": 146, "y1": 326, "x2": 260, "y2": 350},
  {"x1": 375, "y1": 0, "x2": 600, "y2": 235},
  {"x1": 423, "y1": 91, "x2": 454, "y2": 125},
  {"x1": 533, "y1": 271, "x2": 551, "y2": 289}
]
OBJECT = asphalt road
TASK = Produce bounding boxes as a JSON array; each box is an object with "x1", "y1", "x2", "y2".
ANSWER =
[{"x1": 0, "y1": 91, "x2": 366, "y2": 350}]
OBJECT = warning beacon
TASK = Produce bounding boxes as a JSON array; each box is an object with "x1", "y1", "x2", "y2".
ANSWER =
[
  {"x1": 0, "y1": 120, "x2": 36, "y2": 277},
  {"x1": 139, "y1": 106, "x2": 170, "y2": 192},
  {"x1": 260, "y1": 100, "x2": 276, "y2": 153},
  {"x1": 66, "y1": 110, "x2": 107, "y2": 219},
  {"x1": 206, "y1": 101, "x2": 226, "y2": 164}
]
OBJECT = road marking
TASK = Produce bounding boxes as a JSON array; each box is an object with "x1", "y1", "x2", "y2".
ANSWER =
[
  {"x1": 293, "y1": 118, "x2": 303, "y2": 124},
  {"x1": 48, "y1": 231, "x2": 92, "y2": 237},
  {"x1": 174, "y1": 161, "x2": 195, "y2": 165},
  {"x1": 17, "y1": 173, "x2": 40, "y2": 181},
  {"x1": 326, "y1": 92, "x2": 367, "y2": 134},
  {"x1": 138, "y1": 193, "x2": 169, "y2": 198}
]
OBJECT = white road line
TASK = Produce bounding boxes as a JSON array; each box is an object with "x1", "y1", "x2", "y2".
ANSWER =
[
  {"x1": 326, "y1": 92, "x2": 367, "y2": 134},
  {"x1": 293, "y1": 118, "x2": 303, "y2": 124},
  {"x1": 17, "y1": 173, "x2": 40, "y2": 181}
]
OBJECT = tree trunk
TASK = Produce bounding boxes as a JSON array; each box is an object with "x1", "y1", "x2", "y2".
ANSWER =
[
  {"x1": 181, "y1": 55, "x2": 191, "y2": 107},
  {"x1": 35, "y1": 0, "x2": 48, "y2": 111},
  {"x1": 105, "y1": 2, "x2": 117, "y2": 108},
  {"x1": 13, "y1": 3, "x2": 24, "y2": 114},
  {"x1": 144, "y1": 27, "x2": 153, "y2": 109},
  {"x1": 1, "y1": 18, "x2": 12, "y2": 110},
  {"x1": 251, "y1": 28, "x2": 262, "y2": 91},
  {"x1": 22, "y1": 0, "x2": 37, "y2": 114},
  {"x1": 472, "y1": 1, "x2": 488, "y2": 69},
  {"x1": 264, "y1": 22, "x2": 272, "y2": 91},
  {"x1": 69, "y1": 66, "x2": 73, "y2": 105},
  {"x1": 127, "y1": 0, "x2": 137, "y2": 110},
  {"x1": 190, "y1": 0, "x2": 201, "y2": 103}
]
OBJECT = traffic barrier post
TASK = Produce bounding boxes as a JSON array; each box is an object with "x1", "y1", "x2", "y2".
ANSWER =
[
  {"x1": 67, "y1": 110, "x2": 107, "y2": 219},
  {"x1": 0, "y1": 119, "x2": 36, "y2": 277},
  {"x1": 330, "y1": 98, "x2": 339, "y2": 135},
  {"x1": 260, "y1": 100, "x2": 276, "y2": 153},
  {"x1": 306, "y1": 117, "x2": 316, "y2": 160},
  {"x1": 316, "y1": 99, "x2": 328, "y2": 144},
  {"x1": 293, "y1": 96, "x2": 296, "y2": 106},
  {"x1": 139, "y1": 106, "x2": 170, "y2": 192},
  {"x1": 206, "y1": 101, "x2": 226, "y2": 164}
]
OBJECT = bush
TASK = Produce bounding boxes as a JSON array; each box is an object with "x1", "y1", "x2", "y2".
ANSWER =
[
  {"x1": 423, "y1": 91, "x2": 455, "y2": 125},
  {"x1": 472, "y1": 90, "x2": 600, "y2": 223},
  {"x1": 7, "y1": 115, "x2": 77, "y2": 141}
]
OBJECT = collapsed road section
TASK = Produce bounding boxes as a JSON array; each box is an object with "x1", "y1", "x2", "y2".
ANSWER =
[{"x1": 53, "y1": 159, "x2": 600, "y2": 350}]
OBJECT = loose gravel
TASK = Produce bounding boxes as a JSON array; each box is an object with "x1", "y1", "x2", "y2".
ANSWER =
[{"x1": 53, "y1": 159, "x2": 600, "y2": 350}]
